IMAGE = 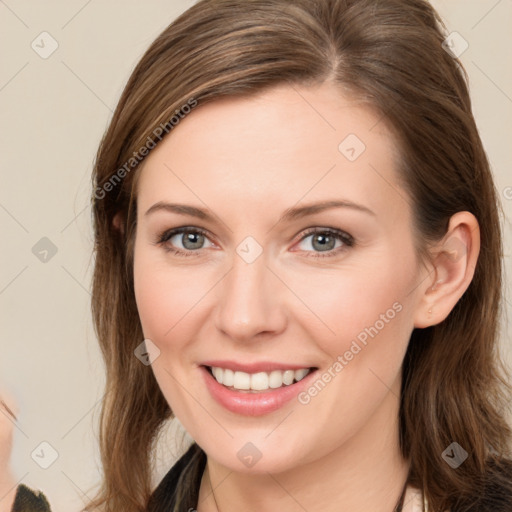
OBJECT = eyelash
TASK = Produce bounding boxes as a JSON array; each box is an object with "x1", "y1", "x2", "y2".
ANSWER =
[{"x1": 155, "y1": 226, "x2": 355, "y2": 259}]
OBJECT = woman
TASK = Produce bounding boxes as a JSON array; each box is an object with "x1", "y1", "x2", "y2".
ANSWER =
[{"x1": 2, "y1": 0, "x2": 512, "y2": 511}]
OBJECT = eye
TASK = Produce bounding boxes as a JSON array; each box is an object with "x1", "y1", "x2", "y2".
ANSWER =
[
  {"x1": 156, "y1": 226, "x2": 214, "y2": 256},
  {"x1": 155, "y1": 226, "x2": 354, "y2": 258},
  {"x1": 294, "y1": 228, "x2": 354, "y2": 258}
]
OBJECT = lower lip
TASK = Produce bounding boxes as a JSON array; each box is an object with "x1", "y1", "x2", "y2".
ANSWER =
[{"x1": 201, "y1": 366, "x2": 318, "y2": 416}]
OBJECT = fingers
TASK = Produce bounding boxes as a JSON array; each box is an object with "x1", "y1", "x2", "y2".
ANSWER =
[
  {"x1": 0, "y1": 385, "x2": 18, "y2": 423},
  {"x1": 0, "y1": 387, "x2": 18, "y2": 458},
  {"x1": 0, "y1": 400, "x2": 17, "y2": 422}
]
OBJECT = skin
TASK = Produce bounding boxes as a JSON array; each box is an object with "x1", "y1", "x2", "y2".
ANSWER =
[
  {"x1": 0, "y1": 390, "x2": 19, "y2": 512},
  {"x1": 132, "y1": 81, "x2": 479, "y2": 512}
]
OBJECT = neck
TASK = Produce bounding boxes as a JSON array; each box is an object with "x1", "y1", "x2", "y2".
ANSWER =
[{"x1": 198, "y1": 381, "x2": 410, "y2": 512}]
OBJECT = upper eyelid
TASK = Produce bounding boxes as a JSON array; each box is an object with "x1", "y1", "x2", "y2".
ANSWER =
[{"x1": 159, "y1": 226, "x2": 215, "y2": 245}]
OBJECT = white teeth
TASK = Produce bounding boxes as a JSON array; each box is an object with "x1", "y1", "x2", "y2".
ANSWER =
[
  {"x1": 212, "y1": 366, "x2": 223, "y2": 384},
  {"x1": 209, "y1": 366, "x2": 313, "y2": 391},
  {"x1": 234, "y1": 371, "x2": 250, "y2": 390},
  {"x1": 250, "y1": 372, "x2": 268, "y2": 391},
  {"x1": 222, "y1": 368, "x2": 234, "y2": 387}
]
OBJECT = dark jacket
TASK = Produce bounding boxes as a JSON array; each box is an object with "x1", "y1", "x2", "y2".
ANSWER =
[
  {"x1": 147, "y1": 442, "x2": 206, "y2": 512},
  {"x1": 10, "y1": 444, "x2": 512, "y2": 511},
  {"x1": 147, "y1": 443, "x2": 512, "y2": 512}
]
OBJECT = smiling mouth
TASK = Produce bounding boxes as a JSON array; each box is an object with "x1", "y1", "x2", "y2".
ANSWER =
[{"x1": 204, "y1": 365, "x2": 318, "y2": 393}]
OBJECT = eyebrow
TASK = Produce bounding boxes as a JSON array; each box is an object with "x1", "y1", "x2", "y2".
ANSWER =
[{"x1": 144, "y1": 199, "x2": 375, "y2": 223}]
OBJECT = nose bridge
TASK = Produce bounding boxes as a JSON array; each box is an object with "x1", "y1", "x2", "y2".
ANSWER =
[{"x1": 215, "y1": 249, "x2": 286, "y2": 341}]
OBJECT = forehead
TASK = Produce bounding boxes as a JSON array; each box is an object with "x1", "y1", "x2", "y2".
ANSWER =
[{"x1": 136, "y1": 82, "x2": 405, "y2": 221}]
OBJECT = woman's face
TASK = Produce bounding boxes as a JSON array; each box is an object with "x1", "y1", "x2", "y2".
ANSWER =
[{"x1": 133, "y1": 81, "x2": 429, "y2": 473}]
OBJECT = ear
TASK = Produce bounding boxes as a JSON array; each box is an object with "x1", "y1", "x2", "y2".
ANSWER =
[
  {"x1": 112, "y1": 212, "x2": 125, "y2": 234},
  {"x1": 413, "y1": 211, "x2": 480, "y2": 328}
]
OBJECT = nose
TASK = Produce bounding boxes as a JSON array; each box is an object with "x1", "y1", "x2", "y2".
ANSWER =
[{"x1": 214, "y1": 251, "x2": 287, "y2": 342}]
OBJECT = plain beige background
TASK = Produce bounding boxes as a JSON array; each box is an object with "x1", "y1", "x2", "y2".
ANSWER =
[{"x1": 0, "y1": 1, "x2": 511, "y2": 511}]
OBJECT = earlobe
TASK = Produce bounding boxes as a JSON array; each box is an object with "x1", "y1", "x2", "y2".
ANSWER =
[
  {"x1": 113, "y1": 212, "x2": 125, "y2": 234},
  {"x1": 413, "y1": 211, "x2": 480, "y2": 329}
]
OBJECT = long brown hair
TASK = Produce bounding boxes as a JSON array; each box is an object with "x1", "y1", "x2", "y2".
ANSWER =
[{"x1": 86, "y1": 1, "x2": 512, "y2": 510}]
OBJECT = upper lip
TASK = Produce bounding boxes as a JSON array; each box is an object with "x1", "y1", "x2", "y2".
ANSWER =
[{"x1": 201, "y1": 360, "x2": 317, "y2": 373}]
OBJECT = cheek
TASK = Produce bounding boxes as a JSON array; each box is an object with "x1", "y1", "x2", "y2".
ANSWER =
[
  {"x1": 133, "y1": 246, "x2": 215, "y2": 348},
  {"x1": 288, "y1": 260, "x2": 415, "y2": 442},
  {"x1": 134, "y1": 247, "x2": 179, "y2": 342},
  {"x1": 287, "y1": 251, "x2": 416, "y2": 367}
]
